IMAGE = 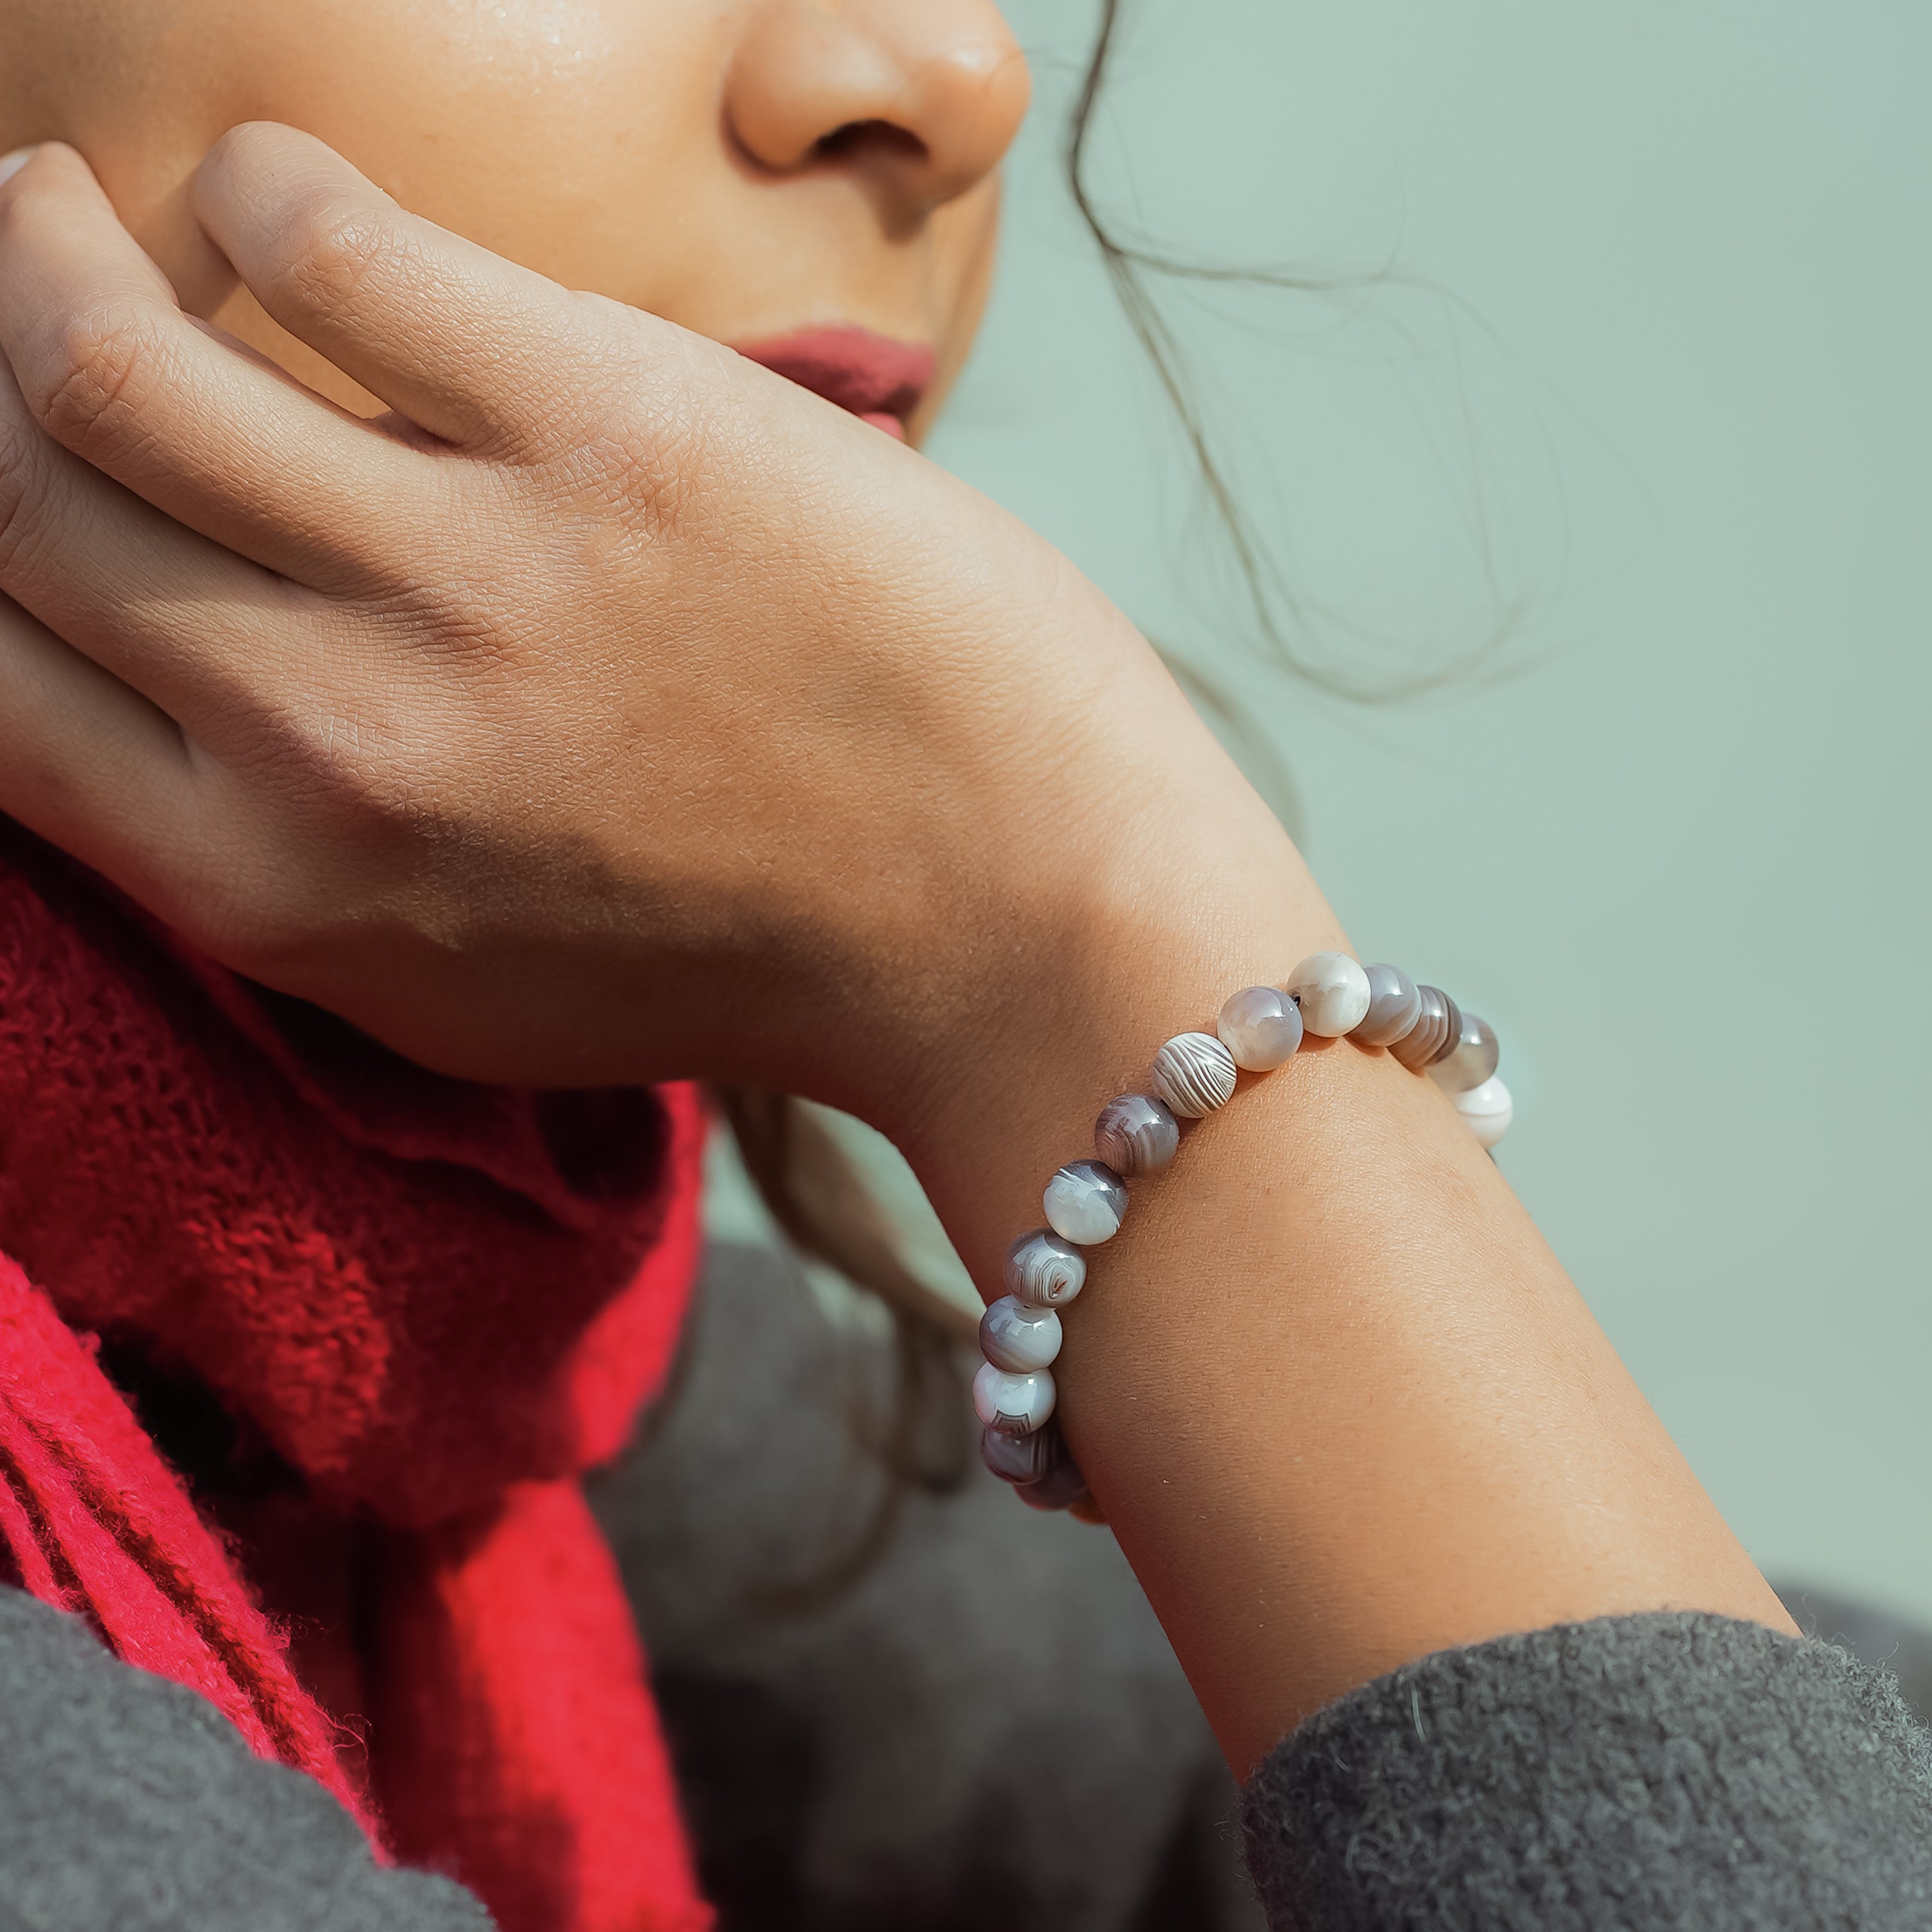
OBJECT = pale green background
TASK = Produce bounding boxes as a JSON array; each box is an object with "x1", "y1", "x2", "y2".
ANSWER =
[{"x1": 720, "y1": 3, "x2": 1932, "y2": 1620}]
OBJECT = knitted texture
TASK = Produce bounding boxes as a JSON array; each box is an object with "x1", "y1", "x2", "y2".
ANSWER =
[
  {"x1": 0, "y1": 820, "x2": 710, "y2": 1932},
  {"x1": 0, "y1": 1585, "x2": 493, "y2": 1932},
  {"x1": 0, "y1": 1255, "x2": 368, "y2": 1828},
  {"x1": 1241, "y1": 1611, "x2": 1932, "y2": 1929}
]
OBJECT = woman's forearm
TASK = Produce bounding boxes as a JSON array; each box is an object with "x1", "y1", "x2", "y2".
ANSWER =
[{"x1": 896, "y1": 832, "x2": 1794, "y2": 1776}]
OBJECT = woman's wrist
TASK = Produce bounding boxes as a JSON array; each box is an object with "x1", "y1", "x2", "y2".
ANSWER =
[{"x1": 882, "y1": 822, "x2": 1794, "y2": 1777}]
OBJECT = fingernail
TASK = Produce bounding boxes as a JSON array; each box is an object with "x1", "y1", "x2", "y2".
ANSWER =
[{"x1": 0, "y1": 147, "x2": 36, "y2": 187}]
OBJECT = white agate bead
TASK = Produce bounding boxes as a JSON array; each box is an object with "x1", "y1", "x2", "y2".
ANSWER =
[
  {"x1": 1094, "y1": 1093, "x2": 1179, "y2": 1176},
  {"x1": 980, "y1": 1295, "x2": 1063, "y2": 1373},
  {"x1": 1004, "y1": 1230, "x2": 1087, "y2": 1309},
  {"x1": 1216, "y1": 986, "x2": 1303, "y2": 1072},
  {"x1": 1043, "y1": 1161, "x2": 1128, "y2": 1245},
  {"x1": 1286, "y1": 952, "x2": 1372, "y2": 1037},
  {"x1": 973, "y1": 1360, "x2": 1057, "y2": 1434},
  {"x1": 1150, "y1": 1032, "x2": 1238, "y2": 1118},
  {"x1": 1452, "y1": 1074, "x2": 1513, "y2": 1148}
]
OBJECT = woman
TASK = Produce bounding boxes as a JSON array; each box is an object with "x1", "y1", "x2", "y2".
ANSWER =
[{"x1": 0, "y1": 4, "x2": 1927, "y2": 1928}]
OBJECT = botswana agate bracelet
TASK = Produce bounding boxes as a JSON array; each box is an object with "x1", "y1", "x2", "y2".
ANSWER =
[{"x1": 975, "y1": 952, "x2": 1512, "y2": 1515}]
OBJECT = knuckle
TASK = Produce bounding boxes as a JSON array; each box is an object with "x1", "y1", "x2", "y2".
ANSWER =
[
  {"x1": 603, "y1": 326, "x2": 734, "y2": 538},
  {"x1": 33, "y1": 300, "x2": 167, "y2": 457},
  {"x1": 274, "y1": 194, "x2": 400, "y2": 321}
]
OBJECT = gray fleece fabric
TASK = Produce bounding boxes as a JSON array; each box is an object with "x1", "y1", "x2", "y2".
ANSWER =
[
  {"x1": 0, "y1": 1587, "x2": 490, "y2": 1932},
  {"x1": 1241, "y1": 1609, "x2": 1932, "y2": 1929}
]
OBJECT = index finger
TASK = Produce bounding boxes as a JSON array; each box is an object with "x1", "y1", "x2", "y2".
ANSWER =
[
  {"x1": 191, "y1": 123, "x2": 623, "y2": 458},
  {"x1": 0, "y1": 142, "x2": 444, "y2": 589}
]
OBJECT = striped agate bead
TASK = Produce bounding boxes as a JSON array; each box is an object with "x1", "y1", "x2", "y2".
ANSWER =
[
  {"x1": 1287, "y1": 952, "x2": 1373, "y2": 1037},
  {"x1": 980, "y1": 1294, "x2": 1063, "y2": 1373},
  {"x1": 1390, "y1": 985, "x2": 1461, "y2": 1072},
  {"x1": 1043, "y1": 1161, "x2": 1128, "y2": 1245},
  {"x1": 1150, "y1": 1032, "x2": 1238, "y2": 1118},
  {"x1": 1003, "y1": 1230, "x2": 1086, "y2": 1309},
  {"x1": 1094, "y1": 1093, "x2": 1180, "y2": 1176},
  {"x1": 1216, "y1": 985, "x2": 1303, "y2": 1072},
  {"x1": 1017, "y1": 1454, "x2": 1090, "y2": 1513},
  {"x1": 1430, "y1": 1011, "x2": 1500, "y2": 1093},
  {"x1": 981, "y1": 1419, "x2": 1065, "y2": 1486},
  {"x1": 972, "y1": 1361, "x2": 1056, "y2": 1434},
  {"x1": 1353, "y1": 963, "x2": 1423, "y2": 1046}
]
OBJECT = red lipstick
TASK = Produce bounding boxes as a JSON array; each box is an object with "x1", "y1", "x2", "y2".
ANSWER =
[{"x1": 734, "y1": 327, "x2": 936, "y2": 440}]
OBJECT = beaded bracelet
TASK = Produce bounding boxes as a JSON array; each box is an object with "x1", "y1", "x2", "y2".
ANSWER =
[{"x1": 974, "y1": 952, "x2": 1511, "y2": 1517}]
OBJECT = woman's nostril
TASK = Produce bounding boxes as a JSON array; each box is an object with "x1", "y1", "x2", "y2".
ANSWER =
[
  {"x1": 814, "y1": 120, "x2": 931, "y2": 169},
  {"x1": 725, "y1": 3, "x2": 1026, "y2": 204}
]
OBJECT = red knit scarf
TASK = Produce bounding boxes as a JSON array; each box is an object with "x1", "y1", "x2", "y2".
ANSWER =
[{"x1": 0, "y1": 818, "x2": 711, "y2": 1932}]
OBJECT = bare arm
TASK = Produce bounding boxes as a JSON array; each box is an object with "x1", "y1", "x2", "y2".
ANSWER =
[{"x1": 890, "y1": 819, "x2": 1790, "y2": 1772}]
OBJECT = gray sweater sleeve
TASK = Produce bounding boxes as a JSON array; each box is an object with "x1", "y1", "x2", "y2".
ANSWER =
[
  {"x1": 11, "y1": 1582, "x2": 1932, "y2": 1929},
  {"x1": 0, "y1": 1587, "x2": 493, "y2": 1932},
  {"x1": 1240, "y1": 1610, "x2": 1932, "y2": 1929}
]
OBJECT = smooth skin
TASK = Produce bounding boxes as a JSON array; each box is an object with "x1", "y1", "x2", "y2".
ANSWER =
[{"x1": 0, "y1": 8, "x2": 1795, "y2": 1780}]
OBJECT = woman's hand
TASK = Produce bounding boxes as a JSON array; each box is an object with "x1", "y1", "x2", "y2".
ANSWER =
[
  {"x1": 0, "y1": 126, "x2": 1798, "y2": 1770},
  {"x1": 0, "y1": 125, "x2": 1312, "y2": 1123}
]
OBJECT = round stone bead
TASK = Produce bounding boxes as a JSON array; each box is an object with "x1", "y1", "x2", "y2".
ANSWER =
[
  {"x1": 1452, "y1": 1074, "x2": 1513, "y2": 1148},
  {"x1": 1017, "y1": 1454, "x2": 1090, "y2": 1513},
  {"x1": 1353, "y1": 963, "x2": 1423, "y2": 1047},
  {"x1": 1389, "y1": 985, "x2": 1461, "y2": 1072},
  {"x1": 979, "y1": 1295, "x2": 1063, "y2": 1374},
  {"x1": 1150, "y1": 1032, "x2": 1238, "y2": 1118},
  {"x1": 981, "y1": 1419, "x2": 1064, "y2": 1486},
  {"x1": 1287, "y1": 952, "x2": 1373, "y2": 1037},
  {"x1": 1216, "y1": 985, "x2": 1303, "y2": 1072},
  {"x1": 1044, "y1": 1160, "x2": 1128, "y2": 1245},
  {"x1": 972, "y1": 1361, "x2": 1056, "y2": 1434},
  {"x1": 1094, "y1": 1093, "x2": 1180, "y2": 1177},
  {"x1": 1430, "y1": 1011, "x2": 1500, "y2": 1094},
  {"x1": 1003, "y1": 1230, "x2": 1086, "y2": 1309}
]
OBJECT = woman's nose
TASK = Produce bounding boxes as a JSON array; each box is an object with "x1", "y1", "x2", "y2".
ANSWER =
[{"x1": 725, "y1": 0, "x2": 1031, "y2": 216}]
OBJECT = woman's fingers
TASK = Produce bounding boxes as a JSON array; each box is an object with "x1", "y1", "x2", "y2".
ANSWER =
[
  {"x1": 0, "y1": 143, "x2": 433, "y2": 589},
  {"x1": 190, "y1": 124, "x2": 612, "y2": 457},
  {"x1": 0, "y1": 592, "x2": 220, "y2": 912},
  {"x1": 0, "y1": 354, "x2": 353, "y2": 736}
]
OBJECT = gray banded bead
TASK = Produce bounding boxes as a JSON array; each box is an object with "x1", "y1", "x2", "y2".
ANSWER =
[
  {"x1": 972, "y1": 1361, "x2": 1056, "y2": 1434},
  {"x1": 981, "y1": 1419, "x2": 1064, "y2": 1486},
  {"x1": 1043, "y1": 1160, "x2": 1128, "y2": 1245},
  {"x1": 1430, "y1": 1011, "x2": 1500, "y2": 1094},
  {"x1": 1354, "y1": 963, "x2": 1423, "y2": 1046},
  {"x1": 980, "y1": 1294, "x2": 1063, "y2": 1373},
  {"x1": 1390, "y1": 985, "x2": 1461, "y2": 1072},
  {"x1": 1094, "y1": 1092, "x2": 1180, "y2": 1176},
  {"x1": 1003, "y1": 1229, "x2": 1086, "y2": 1309},
  {"x1": 1216, "y1": 985, "x2": 1303, "y2": 1072},
  {"x1": 1017, "y1": 1453, "x2": 1090, "y2": 1513},
  {"x1": 1150, "y1": 1031, "x2": 1238, "y2": 1118}
]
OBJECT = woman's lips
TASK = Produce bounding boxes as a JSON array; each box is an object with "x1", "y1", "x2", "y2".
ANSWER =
[{"x1": 733, "y1": 327, "x2": 936, "y2": 440}]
